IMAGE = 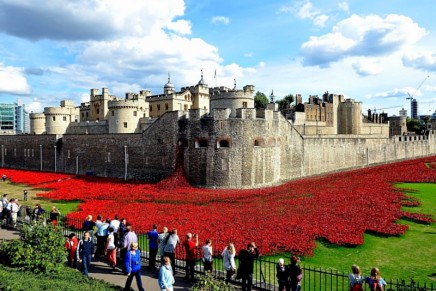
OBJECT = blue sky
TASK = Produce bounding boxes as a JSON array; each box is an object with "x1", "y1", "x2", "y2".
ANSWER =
[{"x1": 0, "y1": 0, "x2": 435, "y2": 116}]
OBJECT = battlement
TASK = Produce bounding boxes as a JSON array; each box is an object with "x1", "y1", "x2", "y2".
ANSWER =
[{"x1": 209, "y1": 85, "x2": 255, "y2": 100}]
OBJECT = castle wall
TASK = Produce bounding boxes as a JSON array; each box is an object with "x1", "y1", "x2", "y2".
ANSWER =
[{"x1": 0, "y1": 109, "x2": 435, "y2": 188}]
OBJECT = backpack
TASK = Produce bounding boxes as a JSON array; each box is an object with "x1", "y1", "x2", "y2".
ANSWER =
[
  {"x1": 372, "y1": 280, "x2": 383, "y2": 291},
  {"x1": 352, "y1": 283, "x2": 363, "y2": 291}
]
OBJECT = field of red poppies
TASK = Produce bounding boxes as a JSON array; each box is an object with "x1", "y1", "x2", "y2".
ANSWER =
[{"x1": 2, "y1": 156, "x2": 435, "y2": 256}]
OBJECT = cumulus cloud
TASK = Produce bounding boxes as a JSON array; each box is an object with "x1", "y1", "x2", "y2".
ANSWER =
[
  {"x1": 352, "y1": 58, "x2": 383, "y2": 76},
  {"x1": 297, "y1": 1, "x2": 329, "y2": 28},
  {"x1": 211, "y1": 16, "x2": 230, "y2": 25},
  {"x1": 26, "y1": 99, "x2": 42, "y2": 113},
  {"x1": 402, "y1": 51, "x2": 436, "y2": 72},
  {"x1": 0, "y1": 0, "x2": 188, "y2": 40},
  {"x1": 0, "y1": 63, "x2": 31, "y2": 94},
  {"x1": 301, "y1": 14, "x2": 427, "y2": 67}
]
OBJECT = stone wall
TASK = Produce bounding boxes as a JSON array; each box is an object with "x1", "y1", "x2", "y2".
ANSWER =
[{"x1": 1, "y1": 109, "x2": 435, "y2": 189}]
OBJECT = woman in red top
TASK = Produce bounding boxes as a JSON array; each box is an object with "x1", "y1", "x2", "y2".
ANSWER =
[
  {"x1": 64, "y1": 233, "x2": 79, "y2": 268},
  {"x1": 184, "y1": 233, "x2": 198, "y2": 281}
]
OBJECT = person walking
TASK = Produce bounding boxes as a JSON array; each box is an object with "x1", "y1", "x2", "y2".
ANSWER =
[
  {"x1": 147, "y1": 224, "x2": 159, "y2": 271},
  {"x1": 277, "y1": 258, "x2": 290, "y2": 291},
  {"x1": 76, "y1": 231, "x2": 95, "y2": 277},
  {"x1": 96, "y1": 218, "x2": 110, "y2": 257},
  {"x1": 289, "y1": 256, "x2": 303, "y2": 291},
  {"x1": 105, "y1": 227, "x2": 117, "y2": 270},
  {"x1": 158, "y1": 226, "x2": 169, "y2": 263},
  {"x1": 222, "y1": 242, "x2": 236, "y2": 283},
  {"x1": 238, "y1": 242, "x2": 260, "y2": 291},
  {"x1": 124, "y1": 242, "x2": 144, "y2": 291},
  {"x1": 23, "y1": 189, "x2": 28, "y2": 201},
  {"x1": 64, "y1": 233, "x2": 79, "y2": 268},
  {"x1": 184, "y1": 232, "x2": 198, "y2": 281},
  {"x1": 82, "y1": 215, "x2": 96, "y2": 239},
  {"x1": 158, "y1": 256, "x2": 175, "y2": 291},
  {"x1": 163, "y1": 229, "x2": 180, "y2": 274},
  {"x1": 202, "y1": 239, "x2": 213, "y2": 273},
  {"x1": 10, "y1": 199, "x2": 20, "y2": 228}
]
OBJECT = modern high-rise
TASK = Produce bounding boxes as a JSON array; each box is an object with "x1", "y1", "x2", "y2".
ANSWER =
[
  {"x1": 411, "y1": 99, "x2": 418, "y2": 119},
  {"x1": 0, "y1": 102, "x2": 30, "y2": 134}
]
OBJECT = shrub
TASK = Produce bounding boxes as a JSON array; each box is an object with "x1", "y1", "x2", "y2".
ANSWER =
[
  {"x1": 191, "y1": 273, "x2": 236, "y2": 291},
  {"x1": 0, "y1": 223, "x2": 66, "y2": 274}
]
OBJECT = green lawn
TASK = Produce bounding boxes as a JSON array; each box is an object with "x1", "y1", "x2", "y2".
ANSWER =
[
  {"x1": 299, "y1": 182, "x2": 436, "y2": 284},
  {"x1": 1, "y1": 181, "x2": 80, "y2": 214}
]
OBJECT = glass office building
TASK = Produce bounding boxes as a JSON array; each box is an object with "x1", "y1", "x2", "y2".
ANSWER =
[{"x1": 0, "y1": 102, "x2": 29, "y2": 134}]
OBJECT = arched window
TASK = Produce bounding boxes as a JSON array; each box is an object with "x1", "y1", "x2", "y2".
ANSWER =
[
  {"x1": 254, "y1": 138, "x2": 264, "y2": 147},
  {"x1": 165, "y1": 103, "x2": 169, "y2": 110}
]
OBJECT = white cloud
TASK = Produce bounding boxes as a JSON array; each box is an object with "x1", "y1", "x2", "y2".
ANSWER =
[
  {"x1": 165, "y1": 19, "x2": 192, "y2": 35},
  {"x1": 402, "y1": 51, "x2": 436, "y2": 72},
  {"x1": 301, "y1": 14, "x2": 427, "y2": 67},
  {"x1": 338, "y1": 2, "x2": 349, "y2": 13},
  {"x1": 0, "y1": 63, "x2": 31, "y2": 94},
  {"x1": 297, "y1": 1, "x2": 329, "y2": 28},
  {"x1": 0, "y1": 0, "x2": 189, "y2": 40},
  {"x1": 352, "y1": 58, "x2": 383, "y2": 76},
  {"x1": 211, "y1": 16, "x2": 230, "y2": 25},
  {"x1": 26, "y1": 99, "x2": 42, "y2": 113}
]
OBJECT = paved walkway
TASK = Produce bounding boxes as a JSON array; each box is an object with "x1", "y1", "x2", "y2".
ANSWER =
[{"x1": 0, "y1": 227, "x2": 194, "y2": 291}]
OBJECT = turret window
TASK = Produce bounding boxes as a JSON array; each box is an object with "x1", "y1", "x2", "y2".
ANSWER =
[
  {"x1": 242, "y1": 102, "x2": 248, "y2": 108},
  {"x1": 133, "y1": 111, "x2": 137, "y2": 116},
  {"x1": 165, "y1": 103, "x2": 169, "y2": 110},
  {"x1": 157, "y1": 104, "x2": 161, "y2": 111},
  {"x1": 63, "y1": 116, "x2": 67, "y2": 121},
  {"x1": 195, "y1": 139, "x2": 208, "y2": 148},
  {"x1": 217, "y1": 139, "x2": 230, "y2": 148},
  {"x1": 52, "y1": 116, "x2": 56, "y2": 121},
  {"x1": 150, "y1": 105, "x2": 153, "y2": 112},
  {"x1": 124, "y1": 122, "x2": 128, "y2": 128},
  {"x1": 112, "y1": 111, "x2": 114, "y2": 116}
]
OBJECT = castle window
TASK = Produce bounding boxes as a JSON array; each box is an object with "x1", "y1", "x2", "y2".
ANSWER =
[
  {"x1": 157, "y1": 104, "x2": 161, "y2": 111},
  {"x1": 82, "y1": 113, "x2": 85, "y2": 119},
  {"x1": 184, "y1": 104, "x2": 188, "y2": 111},
  {"x1": 133, "y1": 111, "x2": 137, "y2": 117},
  {"x1": 63, "y1": 116, "x2": 67, "y2": 121},
  {"x1": 112, "y1": 111, "x2": 114, "y2": 116},
  {"x1": 165, "y1": 103, "x2": 169, "y2": 110},
  {"x1": 52, "y1": 116, "x2": 56, "y2": 121},
  {"x1": 150, "y1": 105, "x2": 153, "y2": 112},
  {"x1": 242, "y1": 102, "x2": 248, "y2": 108},
  {"x1": 217, "y1": 139, "x2": 230, "y2": 148},
  {"x1": 86, "y1": 112, "x2": 89, "y2": 118},
  {"x1": 195, "y1": 139, "x2": 208, "y2": 148},
  {"x1": 254, "y1": 139, "x2": 264, "y2": 147},
  {"x1": 124, "y1": 122, "x2": 128, "y2": 128},
  {"x1": 96, "y1": 109, "x2": 100, "y2": 114}
]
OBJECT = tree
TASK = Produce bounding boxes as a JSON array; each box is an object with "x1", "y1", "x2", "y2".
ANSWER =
[
  {"x1": 276, "y1": 94, "x2": 295, "y2": 113},
  {"x1": 406, "y1": 118, "x2": 422, "y2": 134},
  {"x1": 254, "y1": 91, "x2": 269, "y2": 109}
]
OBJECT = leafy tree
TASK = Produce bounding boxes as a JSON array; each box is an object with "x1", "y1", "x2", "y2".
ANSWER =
[
  {"x1": 276, "y1": 93, "x2": 295, "y2": 113},
  {"x1": 406, "y1": 118, "x2": 422, "y2": 134},
  {"x1": 254, "y1": 91, "x2": 269, "y2": 109},
  {"x1": 0, "y1": 224, "x2": 67, "y2": 274}
]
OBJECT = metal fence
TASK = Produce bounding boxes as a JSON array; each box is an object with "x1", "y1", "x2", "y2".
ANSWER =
[{"x1": 5, "y1": 210, "x2": 435, "y2": 291}]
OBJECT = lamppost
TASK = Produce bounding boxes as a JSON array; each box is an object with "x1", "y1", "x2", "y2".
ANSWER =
[
  {"x1": 39, "y1": 145, "x2": 42, "y2": 171},
  {"x1": 54, "y1": 145, "x2": 57, "y2": 173},
  {"x1": 76, "y1": 156, "x2": 79, "y2": 175},
  {"x1": 124, "y1": 145, "x2": 128, "y2": 181},
  {"x1": 1, "y1": 145, "x2": 3, "y2": 167}
]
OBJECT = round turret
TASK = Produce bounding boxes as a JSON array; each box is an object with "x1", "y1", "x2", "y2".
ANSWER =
[
  {"x1": 29, "y1": 113, "x2": 46, "y2": 134},
  {"x1": 210, "y1": 85, "x2": 255, "y2": 117}
]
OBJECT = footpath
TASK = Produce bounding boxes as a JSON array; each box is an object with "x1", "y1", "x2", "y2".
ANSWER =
[{"x1": 0, "y1": 227, "x2": 194, "y2": 291}]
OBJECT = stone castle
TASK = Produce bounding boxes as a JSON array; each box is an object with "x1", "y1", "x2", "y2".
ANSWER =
[{"x1": 0, "y1": 73, "x2": 434, "y2": 188}]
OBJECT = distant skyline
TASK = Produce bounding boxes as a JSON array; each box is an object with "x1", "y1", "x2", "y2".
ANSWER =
[{"x1": 0, "y1": 0, "x2": 435, "y2": 116}]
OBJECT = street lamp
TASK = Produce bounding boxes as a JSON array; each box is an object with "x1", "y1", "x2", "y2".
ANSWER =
[
  {"x1": 39, "y1": 145, "x2": 42, "y2": 171},
  {"x1": 124, "y1": 145, "x2": 128, "y2": 181},
  {"x1": 1, "y1": 145, "x2": 4, "y2": 168}
]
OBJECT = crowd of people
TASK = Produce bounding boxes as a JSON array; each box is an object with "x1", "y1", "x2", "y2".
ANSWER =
[{"x1": 1, "y1": 182, "x2": 390, "y2": 291}]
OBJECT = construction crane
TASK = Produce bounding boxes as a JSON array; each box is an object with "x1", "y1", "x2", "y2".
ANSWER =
[
  {"x1": 406, "y1": 75, "x2": 430, "y2": 118},
  {"x1": 372, "y1": 105, "x2": 402, "y2": 113}
]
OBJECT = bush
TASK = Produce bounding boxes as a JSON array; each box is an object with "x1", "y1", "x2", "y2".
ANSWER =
[
  {"x1": 0, "y1": 223, "x2": 66, "y2": 274},
  {"x1": 191, "y1": 273, "x2": 236, "y2": 291}
]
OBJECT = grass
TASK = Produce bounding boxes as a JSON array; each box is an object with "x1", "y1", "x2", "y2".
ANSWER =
[
  {"x1": 0, "y1": 180, "x2": 80, "y2": 214},
  {"x1": 0, "y1": 265, "x2": 122, "y2": 291},
  {"x1": 298, "y1": 182, "x2": 436, "y2": 284}
]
